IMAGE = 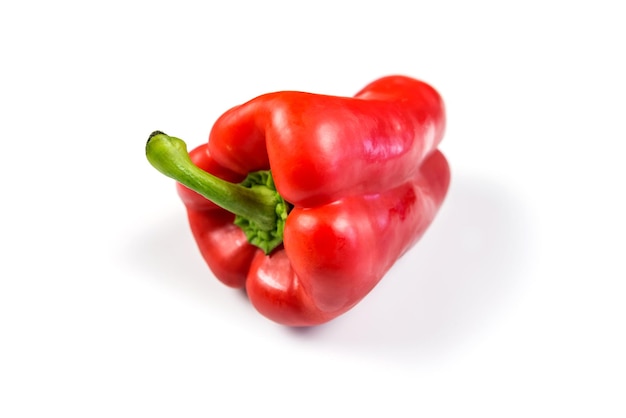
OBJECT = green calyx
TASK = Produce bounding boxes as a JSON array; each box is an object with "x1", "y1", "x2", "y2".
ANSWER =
[
  {"x1": 146, "y1": 131, "x2": 291, "y2": 254},
  {"x1": 234, "y1": 171, "x2": 291, "y2": 254}
]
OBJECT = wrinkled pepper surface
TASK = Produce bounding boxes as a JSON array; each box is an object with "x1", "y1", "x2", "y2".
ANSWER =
[{"x1": 146, "y1": 75, "x2": 450, "y2": 326}]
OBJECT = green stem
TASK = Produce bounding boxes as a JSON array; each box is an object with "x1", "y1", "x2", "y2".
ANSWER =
[{"x1": 146, "y1": 131, "x2": 288, "y2": 253}]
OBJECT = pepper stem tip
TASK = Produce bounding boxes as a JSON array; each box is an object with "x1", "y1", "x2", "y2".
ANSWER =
[{"x1": 147, "y1": 130, "x2": 166, "y2": 145}]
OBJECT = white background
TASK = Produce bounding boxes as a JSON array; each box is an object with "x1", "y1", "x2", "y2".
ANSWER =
[{"x1": 1, "y1": 1, "x2": 624, "y2": 416}]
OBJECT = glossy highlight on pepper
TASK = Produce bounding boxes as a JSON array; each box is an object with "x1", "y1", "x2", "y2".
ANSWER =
[{"x1": 145, "y1": 75, "x2": 451, "y2": 326}]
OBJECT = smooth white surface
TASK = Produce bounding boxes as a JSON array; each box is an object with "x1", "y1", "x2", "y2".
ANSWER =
[{"x1": 1, "y1": 1, "x2": 624, "y2": 416}]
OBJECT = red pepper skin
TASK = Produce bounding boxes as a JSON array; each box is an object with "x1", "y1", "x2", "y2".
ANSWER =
[{"x1": 177, "y1": 76, "x2": 450, "y2": 326}]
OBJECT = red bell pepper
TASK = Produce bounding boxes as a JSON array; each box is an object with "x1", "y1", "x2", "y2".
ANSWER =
[{"x1": 146, "y1": 75, "x2": 450, "y2": 326}]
